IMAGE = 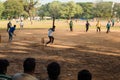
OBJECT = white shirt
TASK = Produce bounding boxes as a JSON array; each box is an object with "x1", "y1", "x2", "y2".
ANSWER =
[
  {"x1": 20, "y1": 22, "x2": 24, "y2": 26},
  {"x1": 48, "y1": 29, "x2": 53, "y2": 36}
]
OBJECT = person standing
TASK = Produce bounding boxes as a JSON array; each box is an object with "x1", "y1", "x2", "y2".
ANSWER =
[
  {"x1": 96, "y1": 20, "x2": 101, "y2": 32},
  {"x1": 20, "y1": 20, "x2": 24, "y2": 29},
  {"x1": 46, "y1": 26, "x2": 55, "y2": 45},
  {"x1": 7, "y1": 21, "x2": 12, "y2": 32},
  {"x1": 86, "y1": 20, "x2": 90, "y2": 32},
  {"x1": 111, "y1": 19, "x2": 115, "y2": 27},
  {"x1": 8, "y1": 25, "x2": 16, "y2": 42},
  {"x1": 106, "y1": 21, "x2": 111, "y2": 33},
  {"x1": 69, "y1": 20, "x2": 73, "y2": 31}
]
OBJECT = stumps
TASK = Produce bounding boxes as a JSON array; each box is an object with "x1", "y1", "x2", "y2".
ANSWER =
[{"x1": 41, "y1": 37, "x2": 45, "y2": 45}]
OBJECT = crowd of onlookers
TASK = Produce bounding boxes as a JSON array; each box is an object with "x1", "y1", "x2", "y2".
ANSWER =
[{"x1": 0, "y1": 58, "x2": 92, "y2": 80}]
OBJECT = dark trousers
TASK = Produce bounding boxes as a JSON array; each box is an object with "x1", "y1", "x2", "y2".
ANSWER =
[
  {"x1": 86, "y1": 26, "x2": 89, "y2": 32},
  {"x1": 106, "y1": 27, "x2": 110, "y2": 33},
  {"x1": 97, "y1": 27, "x2": 101, "y2": 32},
  {"x1": 112, "y1": 23, "x2": 114, "y2": 27},
  {"x1": 9, "y1": 32, "x2": 13, "y2": 41},
  {"x1": 70, "y1": 26, "x2": 73, "y2": 31},
  {"x1": 46, "y1": 36, "x2": 54, "y2": 44},
  {"x1": 20, "y1": 25, "x2": 23, "y2": 29}
]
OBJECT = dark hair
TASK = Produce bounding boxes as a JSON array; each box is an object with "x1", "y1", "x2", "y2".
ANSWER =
[
  {"x1": 14, "y1": 25, "x2": 16, "y2": 27},
  {"x1": 52, "y1": 26, "x2": 55, "y2": 31},
  {"x1": 78, "y1": 69, "x2": 92, "y2": 80},
  {"x1": 23, "y1": 58, "x2": 36, "y2": 73},
  {"x1": 53, "y1": 25, "x2": 55, "y2": 28},
  {"x1": 47, "y1": 62, "x2": 60, "y2": 80},
  {"x1": 0, "y1": 59, "x2": 9, "y2": 74}
]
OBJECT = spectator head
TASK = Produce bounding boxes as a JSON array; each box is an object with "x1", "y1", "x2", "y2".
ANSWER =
[
  {"x1": 13, "y1": 73, "x2": 37, "y2": 80},
  {"x1": 78, "y1": 69, "x2": 92, "y2": 80},
  {"x1": 47, "y1": 62, "x2": 60, "y2": 80},
  {"x1": 23, "y1": 58, "x2": 36, "y2": 74},
  {"x1": 0, "y1": 59, "x2": 9, "y2": 74}
]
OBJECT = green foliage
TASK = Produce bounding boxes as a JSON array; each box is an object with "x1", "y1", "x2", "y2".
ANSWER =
[
  {"x1": 3, "y1": 0, "x2": 24, "y2": 19},
  {"x1": 113, "y1": 3, "x2": 120, "y2": 18},
  {"x1": 38, "y1": 1, "x2": 83, "y2": 19},
  {"x1": 38, "y1": 4, "x2": 50, "y2": 19},
  {"x1": 74, "y1": 4, "x2": 83, "y2": 18},
  {"x1": 66, "y1": 1, "x2": 78, "y2": 18},
  {"x1": 23, "y1": 0, "x2": 39, "y2": 16},
  {"x1": 0, "y1": 2, "x2": 4, "y2": 18},
  {"x1": 60, "y1": 1, "x2": 83, "y2": 19},
  {"x1": 48, "y1": 1, "x2": 61, "y2": 18},
  {"x1": 94, "y1": 2, "x2": 112, "y2": 18},
  {"x1": 78, "y1": 2, "x2": 94, "y2": 19},
  {"x1": 1, "y1": 0, "x2": 120, "y2": 19}
]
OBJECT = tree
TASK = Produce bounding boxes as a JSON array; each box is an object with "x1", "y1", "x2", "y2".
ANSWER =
[
  {"x1": 22, "y1": 0, "x2": 39, "y2": 23},
  {"x1": 66, "y1": 1, "x2": 79, "y2": 19},
  {"x1": 78, "y1": 2, "x2": 94, "y2": 19},
  {"x1": 48, "y1": 1, "x2": 62, "y2": 26},
  {"x1": 38, "y1": 4, "x2": 50, "y2": 19},
  {"x1": 74, "y1": 4, "x2": 83, "y2": 18},
  {"x1": 38, "y1": 8, "x2": 45, "y2": 19},
  {"x1": 60, "y1": 1, "x2": 83, "y2": 19},
  {"x1": 0, "y1": 2, "x2": 4, "y2": 19},
  {"x1": 113, "y1": 3, "x2": 120, "y2": 18},
  {"x1": 3, "y1": 0, "x2": 24, "y2": 19},
  {"x1": 48, "y1": 1, "x2": 61, "y2": 18},
  {"x1": 94, "y1": 2, "x2": 112, "y2": 18}
]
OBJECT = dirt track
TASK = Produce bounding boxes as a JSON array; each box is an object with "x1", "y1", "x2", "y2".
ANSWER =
[{"x1": 0, "y1": 28, "x2": 120, "y2": 80}]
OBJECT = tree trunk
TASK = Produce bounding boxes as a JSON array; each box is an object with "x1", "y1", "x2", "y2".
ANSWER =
[
  {"x1": 28, "y1": 11, "x2": 33, "y2": 25},
  {"x1": 52, "y1": 16, "x2": 55, "y2": 27},
  {"x1": 30, "y1": 15, "x2": 33, "y2": 25}
]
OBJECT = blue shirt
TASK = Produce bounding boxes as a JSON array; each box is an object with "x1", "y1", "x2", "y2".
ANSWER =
[{"x1": 9, "y1": 27, "x2": 15, "y2": 33}]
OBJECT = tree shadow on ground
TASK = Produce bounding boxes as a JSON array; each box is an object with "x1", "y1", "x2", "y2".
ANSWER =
[{"x1": 0, "y1": 40, "x2": 120, "y2": 80}]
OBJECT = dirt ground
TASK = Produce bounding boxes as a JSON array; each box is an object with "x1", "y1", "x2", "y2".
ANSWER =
[{"x1": 0, "y1": 28, "x2": 120, "y2": 80}]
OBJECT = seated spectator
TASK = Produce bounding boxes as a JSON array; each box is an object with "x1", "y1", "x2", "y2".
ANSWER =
[
  {"x1": 47, "y1": 62, "x2": 60, "y2": 80},
  {"x1": 0, "y1": 59, "x2": 12, "y2": 80},
  {"x1": 13, "y1": 73, "x2": 37, "y2": 80},
  {"x1": 78, "y1": 69, "x2": 92, "y2": 80},
  {"x1": 13, "y1": 58, "x2": 38, "y2": 80},
  {"x1": 23, "y1": 58, "x2": 36, "y2": 76}
]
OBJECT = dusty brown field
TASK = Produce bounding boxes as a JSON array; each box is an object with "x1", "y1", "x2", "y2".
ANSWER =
[{"x1": 0, "y1": 20, "x2": 120, "y2": 80}]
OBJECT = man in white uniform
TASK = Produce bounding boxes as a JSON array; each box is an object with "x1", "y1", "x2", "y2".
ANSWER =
[
  {"x1": 46, "y1": 26, "x2": 55, "y2": 45},
  {"x1": 20, "y1": 20, "x2": 24, "y2": 29}
]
